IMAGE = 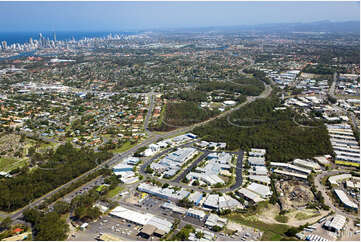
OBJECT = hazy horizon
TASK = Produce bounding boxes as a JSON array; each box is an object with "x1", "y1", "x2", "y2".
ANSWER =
[{"x1": 0, "y1": 1, "x2": 359, "y2": 32}]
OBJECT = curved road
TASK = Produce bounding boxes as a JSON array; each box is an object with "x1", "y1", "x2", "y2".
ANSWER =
[{"x1": 314, "y1": 170, "x2": 358, "y2": 220}]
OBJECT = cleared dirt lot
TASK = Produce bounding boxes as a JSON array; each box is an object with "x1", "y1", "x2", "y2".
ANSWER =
[{"x1": 276, "y1": 179, "x2": 315, "y2": 210}]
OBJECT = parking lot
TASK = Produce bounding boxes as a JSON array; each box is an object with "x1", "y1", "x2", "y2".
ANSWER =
[
  {"x1": 68, "y1": 215, "x2": 149, "y2": 241},
  {"x1": 63, "y1": 177, "x2": 105, "y2": 203}
]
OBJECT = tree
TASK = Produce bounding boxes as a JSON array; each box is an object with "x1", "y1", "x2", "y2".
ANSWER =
[
  {"x1": 0, "y1": 217, "x2": 12, "y2": 230},
  {"x1": 195, "y1": 231, "x2": 204, "y2": 239},
  {"x1": 53, "y1": 201, "x2": 70, "y2": 215},
  {"x1": 34, "y1": 212, "x2": 69, "y2": 241},
  {"x1": 211, "y1": 225, "x2": 222, "y2": 232},
  {"x1": 177, "y1": 198, "x2": 193, "y2": 208},
  {"x1": 23, "y1": 208, "x2": 42, "y2": 224},
  {"x1": 285, "y1": 227, "x2": 299, "y2": 237},
  {"x1": 192, "y1": 180, "x2": 200, "y2": 186}
]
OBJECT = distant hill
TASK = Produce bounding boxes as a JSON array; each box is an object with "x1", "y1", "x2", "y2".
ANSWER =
[{"x1": 163, "y1": 20, "x2": 360, "y2": 34}]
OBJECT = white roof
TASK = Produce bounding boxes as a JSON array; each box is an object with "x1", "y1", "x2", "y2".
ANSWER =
[
  {"x1": 328, "y1": 174, "x2": 352, "y2": 186},
  {"x1": 293, "y1": 159, "x2": 320, "y2": 170},
  {"x1": 334, "y1": 189, "x2": 358, "y2": 209},
  {"x1": 204, "y1": 194, "x2": 219, "y2": 208},
  {"x1": 188, "y1": 191, "x2": 203, "y2": 203},
  {"x1": 248, "y1": 156, "x2": 266, "y2": 165},
  {"x1": 187, "y1": 208, "x2": 206, "y2": 218},
  {"x1": 273, "y1": 169, "x2": 308, "y2": 179},
  {"x1": 270, "y1": 162, "x2": 311, "y2": 174},
  {"x1": 247, "y1": 182, "x2": 272, "y2": 198},
  {"x1": 110, "y1": 206, "x2": 153, "y2": 225},
  {"x1": 313, "y1": 156, "x2": 330, "y2": 165},
  {"x1": 328, "y1": 214, "x2": 346, "y2": 231},
  {"x1": 248, "y1": 166, "x2": 268, "y2": 175},
  {"x1": 147, "y1": 216, "x2": 172, "y2": 233},
  {"x1": 248, "y1": 175, "x2": 271, "y2": 185},
  {"x1": 238, "y1": 188, "x2": 265, "y2": 203},
  {"x1": 161, "y1": 202, "x2": 187, "y2": 214}
]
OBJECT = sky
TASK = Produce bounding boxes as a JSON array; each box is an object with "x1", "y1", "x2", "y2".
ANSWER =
[{"x1": 0, "y1": 1, "x2": 359, "y2": 32}]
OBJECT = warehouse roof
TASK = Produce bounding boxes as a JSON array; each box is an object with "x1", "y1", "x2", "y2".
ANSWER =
[
  {"x1": 270, "y1": 162, "x2": 311, "y2": 174},
  {"x1": 334, "y1": 189, "x2": 358, "y2": 209},
  {"x1": 247, "y1": 182, "x2": 272, "y2": 198},
  {"x1": 238, "y1": 188, "x2": 265, "y2": 203},
  {"x1": 248, "y1": 175, "x2": 271, "y2": 185},
  {"x1": 293, "y1": 159, "x2": 321, "y2": 170},
  {"x1": 110, "y1": 206, "x2": 152, "y2": 225},
  {"x1": 328, "y1": 174, "x2": 352, "y2": 186},
  {"x1": 328, "y1": 214, "x2": 346, "y2": 231},
  {"x1": 248, "y1": 157, "x2": 266, "y2": 165},
  {"x1": 187, "y1": 208, "x2": 206, "y2": 218},
  {"x1": 203, "y1": 194, "x2": 219, "y2": 209},
  {"x1": 273, "y1": 169, "x2": 308, "y2": 179}
]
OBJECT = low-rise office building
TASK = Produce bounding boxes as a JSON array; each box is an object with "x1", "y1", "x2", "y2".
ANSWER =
[{"x1": 186, "y1": 208, "x2": 206, "y2": 221}]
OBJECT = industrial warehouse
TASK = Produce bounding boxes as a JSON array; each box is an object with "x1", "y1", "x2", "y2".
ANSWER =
[{"x1": 109, "y1": 205, "x2": 173, "y2": 238}]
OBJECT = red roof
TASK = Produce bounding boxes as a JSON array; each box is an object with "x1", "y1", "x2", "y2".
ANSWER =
[{"x1": 13, "y1": 228, "x2": 23, "y2": 233}]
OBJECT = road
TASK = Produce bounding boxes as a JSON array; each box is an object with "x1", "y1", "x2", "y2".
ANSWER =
[
  {"x1": 329, "y1": 72, "x2": 337, "y2": 99},
  {"x1": 172, "y1": 151, "x2": 209, "y2": 183},
  {"x1": 144, "y1": 91, "x2": 156, "y2": 135},
  {"x1": 8, "y1": 75, "x2": 272, "y2": 221},
  {"x1": 314, "y1": 170, "x2": 358, "y2": 220},
  {"x1": 228, "y1": 150, "x2": 244, "y2": 191}
]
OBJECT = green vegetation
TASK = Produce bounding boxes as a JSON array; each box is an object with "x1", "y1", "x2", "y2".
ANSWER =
[
  {"x1": 193, "y1": 91, "x2": 333, "y2": 161},
  {"x1": 110, "y1": 141, "x2": 134, "y2": 153},
  {"x1": 134, "y1": 146, "x2": 147, "y2": 157},
  {"x1": 23, "y1": 209, "x2": 69, "y2": 241},
  {"x1": 0, "y1": 143, "x2": 112, "y2": 211},
  {"x1": 275, "y1": 214, "x2": 289, "y2": 223},
  {"x1": 243, "y1": 69, "x2": 272, "y2": 85},
  {"x1": 171, "y1": 224, "x2": 195, "y2": 241},
  {"x1": 152, "y1": 101, "x2": 219, "y2": 131},
  {"x1": 295, "y1": 212, "x2": 318, "y2": 221},
  {"x1": 177, "y1": 197, "x2": 194, "y2": 209},
  {"x1": 0, "y1": 217, "x2": 12, "y2": 230},
  {"x1": 38, "y1": 169, "x2": 109, "y2": 209},
  {"x1": 308, "y1": 173, "x2": 330, "y2": 210},
  {"x1": 105, "y1": 185, "x2": 124, "y2": 198},
  {"x1": 53, "y1": 201, "x2": 70, "y2": 215},
  {"x1": 211, "y1": 225, "x2": 222, "y2": 232},
  {"x1": 225, "y1": 213, "x2": 294, "y2": 241},
  {"x1": 303, "y1": 64, "x2": 346, "y2": 75},
  {"x1": 196, "y1": 78, "x2": 265, "y2": 96},
  {"x1": 0, "y1": 157, "x2": 28, "y2": 172},
  {"x1": 71, "y1": 189, "x2": 102, "y2": 221}
]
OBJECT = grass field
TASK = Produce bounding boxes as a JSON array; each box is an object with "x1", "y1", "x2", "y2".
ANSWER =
[
  {"x1": 274, "y1": 214, "x2": 289, "y2": 223},
  {"x1": 111, "y1": 141, "x2": 136, "y2": 153},
  {"x1": 0, "y1": 157, "x2": 28, "y2": 172},
  {"x1": 295, "y1": 212, "x2": 319, "y2": 221},
  {"x1": 105, "y1": 185, "x2": 124, "y2": 198},
  {"x1": 225, "y1": 213, "x2": 292, "y2": 241}
]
